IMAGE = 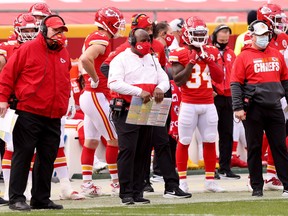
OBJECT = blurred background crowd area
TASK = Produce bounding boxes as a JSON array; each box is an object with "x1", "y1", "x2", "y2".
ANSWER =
[{"x1": 0, "y1": 0, "x2": 287, "y2": 58}]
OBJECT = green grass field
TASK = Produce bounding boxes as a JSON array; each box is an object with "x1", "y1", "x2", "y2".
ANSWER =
[
  {"x1": 1, "y1": 190, "x2": 287, "y2": 216},
  {"x1": 0, "y1": 200, "x2": 287, "y2": 216}
]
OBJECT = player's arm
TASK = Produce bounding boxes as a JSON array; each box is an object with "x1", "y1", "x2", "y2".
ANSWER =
[
  {"x1": 0, "y1": 55, "x2": 7, "y2": 72},
  {"x1": 79, "y1": 44, "x2": 105, "y2": 82},
  {"x1": 172, "y1": 62, "x2": 193, "y2": 87}
]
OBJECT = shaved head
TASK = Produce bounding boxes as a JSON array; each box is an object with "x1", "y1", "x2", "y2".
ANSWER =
[{"x1": 134, "y1": 28, "x2": 150, "y2": 42}]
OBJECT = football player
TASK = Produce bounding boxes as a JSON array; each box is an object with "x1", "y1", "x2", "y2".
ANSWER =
[
  {"x1": 169, "y1": 16, "x2": 224, "y2": 192},
  {"x1": 79, "y1": 7, "x2": 125, "y2": 197},
  {"x1": 28, "y1": 3, "x2": 52, "y2": 23}
]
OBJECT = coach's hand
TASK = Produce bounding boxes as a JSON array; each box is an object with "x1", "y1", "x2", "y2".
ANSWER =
[
  {"x1": 153, "y1": 88, "x2": 164, "y2": 103},
  {"x1": 0, "y1": 102, "x2": 8, "y2": 118},
  {"x1": 140, "y1": 90, "x2": 151, "y2": 104},
  {"x1": 234, "y1": 109, "x2": 246, "y2": 121}
]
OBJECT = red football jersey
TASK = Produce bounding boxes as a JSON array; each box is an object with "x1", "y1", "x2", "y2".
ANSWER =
[
  {"x1": 70, "y1": 60, "x2": 82, "y2": 106},
  {"x1": 0, "y1": 42, "x2": 20, "y2": 61},
  {"x1": 269, "y1": 32, "x2": 288, "y2": 56},
  {"x1": 169, "y1": 80, "x2": 181, "y2": 140},
  {"x1": 169, "y1": 45, "x2": 221, "y2": 104},
  {"x1": 103, "y1": 41, "x2": 129, "y2": 65},
  {"x1": 82, "y1": 31, "x2": 111, "y2": 98},
  {"x1": 152, "y1": 39, "x2": 166, "y2": 67}
]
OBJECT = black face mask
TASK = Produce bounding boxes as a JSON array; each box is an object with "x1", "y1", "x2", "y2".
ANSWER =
[
  {"x1": 47, "y1": 40, "x2": 61, "y2": 50},
  {"x1": 45, "y1": 32, "x2": 65, "y2": 51},
  {"x1": 215, "y1": 42, "x2": 228, "y2": 50},
  {"x1": 149, "y1": 34, "x2": 154, "y2": 43}
]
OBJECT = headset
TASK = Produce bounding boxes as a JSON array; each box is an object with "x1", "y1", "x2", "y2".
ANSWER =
[
  {"x1": 248, "y1": 20, "x2": 267, "y2": 32},
  {"x1": 128, "y1": 28, "x2": 139, "y2": 47},
  {"x1": 40, "y1": 14, "x2": 66, "y2": 37},
  {"x1": 131, "y1": 13, "x2": 147, "y2": 27},
  {"x1": 248, "y1": 20, "x2": 272, "y2": 40},
  {"x1": 177, "y1": 18, "x2": 184, "y2": 29},
  {"x1": 211, "y1": 24, "x2": 232, "y2": 45}
]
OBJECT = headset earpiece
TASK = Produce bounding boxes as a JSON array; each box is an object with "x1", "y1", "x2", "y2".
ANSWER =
[
  {"x1": 128, "y1": 28, "x2": 138, "y2": 47},
  {"x1": 40, "y1": 17, "x2": 48, "y2": 36},
  {"x1": 177, "y1": 18, "x2": 184, "y2": 29},
  {"x1": 40, "y1": 14, "x2": 66, "y2": 37},
  {"x1": 248, "y1": 20, "x2": 268, "y2": 32},
  {"x1": 131, "y1": 13, "x2": 146, "y2": 27}
]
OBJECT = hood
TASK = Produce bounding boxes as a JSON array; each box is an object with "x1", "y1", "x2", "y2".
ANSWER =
[{"x1": 241, "y1": 44, "x2": 270, "y2": 53}]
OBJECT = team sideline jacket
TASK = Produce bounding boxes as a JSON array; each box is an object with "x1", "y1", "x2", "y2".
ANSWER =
[{"x1": 0, "y1": 34, "x2": 71, "y2": 118}]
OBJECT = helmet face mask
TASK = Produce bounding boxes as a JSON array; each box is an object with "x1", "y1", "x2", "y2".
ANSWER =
[
  {"x1": 182, "y1": 16, "x2": 208, "y2": 47},
  {"x1": 18, "y1": 28, "x2": 39, "y2": 42},
  {"x1": 14, "y1": 14, "x2": 39, "y2": 43},
  {"x1": 273, "y1": 14, "x2": 288, "y2": 33},
  {"x1": 94, "y1": 7, "x2": 125, "y2": 38}
]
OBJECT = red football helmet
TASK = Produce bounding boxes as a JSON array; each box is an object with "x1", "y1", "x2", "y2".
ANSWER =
[
  {"x1": 94, "y1": 7, "x2": 125, "y2": 38},
  {"x1": 182, "y1": 16, "x2": 209, "y2": 47},
  {"x1": 257, "y1": 3, "x2": 287, "y2": 34},
  {"x1": 14, "y1": 13, "x2": 39, "y2": 43},
  {"x1": 28, "y1": 3, "x2": 52, "y2": 21}
]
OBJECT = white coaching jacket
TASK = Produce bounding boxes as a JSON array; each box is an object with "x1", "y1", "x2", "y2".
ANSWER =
[{"x1": 108, "y1": 48, "x2": 170, "y2": 103}]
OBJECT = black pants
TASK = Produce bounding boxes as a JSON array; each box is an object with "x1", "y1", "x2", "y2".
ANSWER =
[
  {"x1": 214, "y1": 95, "x2": 233, "y2": 172},
  {"x1": 243, "y1": 103, "x2": 288, "y2": 191},
  {"x1": 151, "y1": 111, "x2": 177, "y2": 176},
  {"x1": 113, "y1": 110, "x2": 152, "y2": 199},
  {"x1": 145, "y1": 126, "x2": 179, "y2": 190},
  {"x1": 10, "y1": 110, "x2": 60, "y2": 204},
  {"x1": 0, "y1": 138, "x2": 5, "y2": 161},
  {"x1": 152, "y1": 135, "x2": 177, "y2": 176}
]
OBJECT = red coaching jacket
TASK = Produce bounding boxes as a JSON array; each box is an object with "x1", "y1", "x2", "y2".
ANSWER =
[
  {"x1": 230, "y1": 44, "x2": 288, "y2": 110},
  {"x1": 0, "y1": 33, "x2": 71, "y2": 118},
  {"x1": 212, "y1": 46, "x2": 236, "y2": 96}
]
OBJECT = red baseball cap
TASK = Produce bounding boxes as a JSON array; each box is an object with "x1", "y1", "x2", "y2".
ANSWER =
[
  {"x1": 45, "y1": 16, "x2": 68, "y2": 32},
  {"x1": 131, "y1": 14, "x2": 153, "y2": 30}
]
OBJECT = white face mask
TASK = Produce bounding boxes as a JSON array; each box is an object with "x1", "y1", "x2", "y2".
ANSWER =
[{"x1": 255, "y1": 35, "x2": 269, "y2": 49}]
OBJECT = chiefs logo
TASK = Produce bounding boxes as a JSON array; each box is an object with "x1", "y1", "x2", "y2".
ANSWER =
[
  {"x1": 260, "y1": 6, "x2": 272, "y2": 15},
  {"x1": 272, "y1": 57, "x2": 278, "y2": 62},
  {"x1": 136, "y1": 44, "x2": 143, "y2": 50},
  {"x1": 226, "y1": 53, "x2": 232, "y2": 62},
  {"x1": 105, "y1": 8, "x2": 120, "y2": 19}
]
